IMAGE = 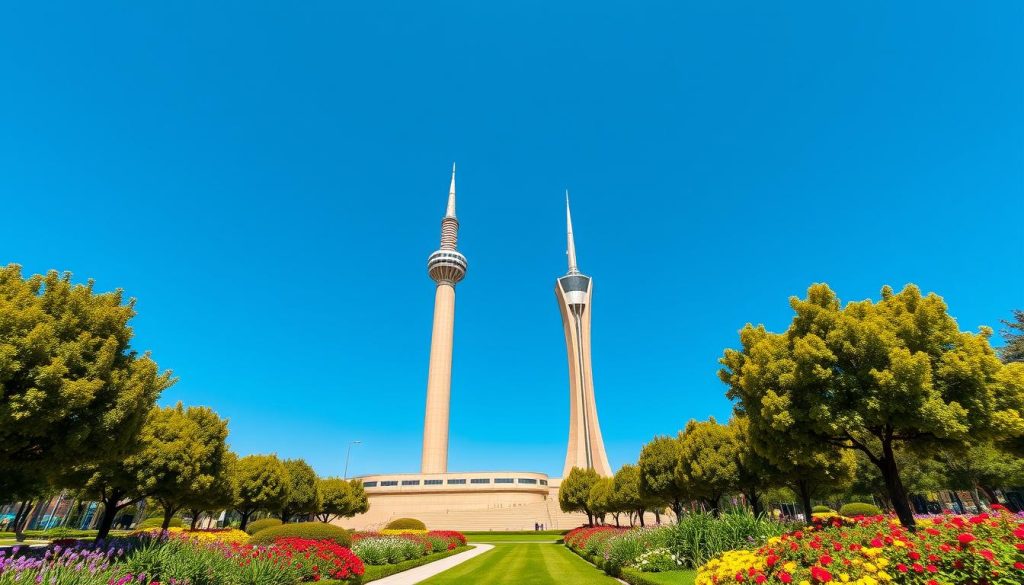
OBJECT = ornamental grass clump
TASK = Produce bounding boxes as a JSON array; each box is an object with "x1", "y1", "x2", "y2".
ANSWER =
[
  {"x1": 351, "y1": 536, "x2": 423, "y2": 565},
  {"x1": 695, "y1": 507, "x2": 1024, "y2": 585},
  {"x1": 604, "y1": 526, "x2": 672, "y2": 573},
  {"x1": 670, "y1": 512, "x2": 790, "y2": 569}
]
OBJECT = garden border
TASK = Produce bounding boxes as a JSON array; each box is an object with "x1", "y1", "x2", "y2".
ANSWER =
[{"x1": 319, "y1": 545, "x2": 475, "y2": 584}]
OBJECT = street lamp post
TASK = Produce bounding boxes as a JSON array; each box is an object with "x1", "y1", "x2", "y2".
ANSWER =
[{"x1": 344, "y1": 441, "x2": 362, "y2": 480}]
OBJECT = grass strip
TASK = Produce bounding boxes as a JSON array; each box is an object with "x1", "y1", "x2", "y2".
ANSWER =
[{"x1": 620, "y1": 567, "x2": 696, "y2": 585}]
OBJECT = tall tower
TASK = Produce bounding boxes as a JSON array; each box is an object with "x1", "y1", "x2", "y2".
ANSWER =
[
  {"x1": 421, "y1": 165, "x2": 468, "y2": 474},
  {"x1": 556, "y1": 193, "x2": 613, "y2": 478}
]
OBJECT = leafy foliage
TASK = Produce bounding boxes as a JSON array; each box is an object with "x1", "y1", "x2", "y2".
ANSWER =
[
  {"x1": 233, "y1": 454, "x2": 290, "y2": 530},
  {"x1": 1000, "y1": 309, "x2": 1024, "y2": 363},
  {"x1": 719, "y1": 283, "x2": 1024, "y2": 527},
  {"x1": 279, "y1": 459, "x2": 320, "y2": 522},
  {"x1": 676, "y1": 417, "x2": 738, "y2": 515},
  {"x1": 0, "y1": 265, "x2": 174, "y2": 500},
  {"x1": 638, "y1": 435, "x2": 687, "y2": 518},
  {"x1": 559, "y1": 467, "x2": 600, "y2": 523},
  {"x1": 317, "y1": 478, "x2": 369, "y2": 522}
]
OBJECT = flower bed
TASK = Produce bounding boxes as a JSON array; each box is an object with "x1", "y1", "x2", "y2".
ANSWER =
[
  {"x1": 133, "y1": 526, "x2": 250, "y2": 544},
  {"x1": 350, "y1": 530, "x2": 466, "y2": 565},
  {"x1": 696, "y1": 508, "x2": 1024, "y2": 585},
  {"x1": 0, "y1": 533, "x2": 364, "y2": 584}
]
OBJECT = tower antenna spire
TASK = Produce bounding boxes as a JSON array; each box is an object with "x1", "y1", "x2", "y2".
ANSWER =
[
  {"x1": 445, "y1": 163, "x2": 456, "y2": 218},
  {"x1": 566, "y1": 190, "x2": 579, "y2": 274}
]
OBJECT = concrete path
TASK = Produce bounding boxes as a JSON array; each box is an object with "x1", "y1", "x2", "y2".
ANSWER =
[{"x1": 371, "y1": 544, "x2": 495, "y2": 585}]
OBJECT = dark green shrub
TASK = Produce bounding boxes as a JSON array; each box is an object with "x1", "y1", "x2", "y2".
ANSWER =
[
  {"x1": 245, "y1": 518, "x2": 283, "y2": 535},
  {"x1": 385, "y1": 518, "x2": 426, "y2": 530},
  {"x1": 811, "y1": 505, "x2": 833, "y2": 514},
  {"x1": 247, "y1": 522, "x2": 351, "y2": 547},
  {"x1": 839, "y1": 502, "x2": 882, "y2": 517},
  {"x1": 137, "y1": 517, "x2": 183, "y2": 529}
]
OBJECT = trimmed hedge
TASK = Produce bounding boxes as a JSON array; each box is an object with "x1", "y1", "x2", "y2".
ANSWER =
[
  {"x1": 245, "y1": 518, "x2": 283, "y2": 535},
  {"x1": 319, "y1": 546, "x2": 471, "y2": 584},
  {"x1": 811, "y1": 505, "x2": 833, "y2": 513},
  {"x1": 247, "y1": 522, "x2": 351, "y2": 547},
  {"x1": 839, "y1": 502, "x2": 882, "y2": 517},
  {"x1": 137, "y1": 517, "x2": 183, "y2": 529},
  {"x1": 385, "y1": 518, "x2": 426, "y2": 530}
]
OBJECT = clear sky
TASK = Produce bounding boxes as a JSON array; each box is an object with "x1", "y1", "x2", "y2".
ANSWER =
[{"x1": 1, "y1": 2, "x2": 1021, "y2": 479}]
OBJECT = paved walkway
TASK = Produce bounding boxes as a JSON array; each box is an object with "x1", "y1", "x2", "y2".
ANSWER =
[{"x1": 371, "y1": 544, "x2": 495, "y2": 585}]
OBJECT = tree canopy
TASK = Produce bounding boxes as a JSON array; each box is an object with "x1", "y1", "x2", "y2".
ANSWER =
[
  {"x1": 676, "y1": 417, "x2": 738, "y2": 516},
  {"x1": 135, "y1": 404, "x2": 232, "y2": 530},
  {"x1": 0, "y1": 265, "x2": 174, "y2": 499},
  {"x1": 638, "y1": 435, "x2": 687, "y2": 519},
  {"x1": 1000, "y1": 310, "x2": 1024, "y2": 363},
  {"x1": 234, "y1": 454, "x2": 290, "y2": 530},
  {"x1": 279, "y1": 459, "x2": 320, "y2": 523},
  {"x1": 719, "y1": 283, "x2": 1024, "y2": 527},
  {"x1": 559, "y1": 466, "x2": 600, "y2": 525}
]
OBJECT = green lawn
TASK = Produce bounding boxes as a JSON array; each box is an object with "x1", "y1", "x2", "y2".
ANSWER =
[
  {"x1": 621, "y1": 568, "x2": 697, "y2": 585},
  {"x1": 465, "y1": 533, "x2": 563, "y2": 543},
  {"x1": 420, "y1": 543, "x2": 620, "y2": 585}
]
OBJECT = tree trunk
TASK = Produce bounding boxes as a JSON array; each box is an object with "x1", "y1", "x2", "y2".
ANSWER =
[
  {"x1": 161, "y1": 503, "x2": 176, "y2": 531},
  {"x1": 978, "y1": 484, "x2": 1000, "y2": 507},
  {"x1": 585, "y1": 511, "x2": 594, "y2": 526},
  {"x1": 13, "y1": 501, "x2": 31, "y2": 540},
  {"x1": 190, "y1": 509, "x2": 202, "y2": 530},
  {"x1": 96, "y1": 501, "x2": 119, "y2": 540},
  {"x1": 794, "y1": 479, "x2": 812, "y2": 523},
  {"x1": 612, "y1": 512, "x2": 620, "y2": 527},
  {"x1": 878, "y1": 439, "x2": 916, "y2": 529},
  {"x1": 637, "y1": 508, "x2": 645, "y2": 527},
  {"x1": 279, "y1": 510, "x2": 290, "y2": 524},
  {"x1": 745, "y1": 490, "x2": 763, "y2": 517},
  {"x1": 707, "y1": 497, "x2": 721, "y2": 518},
  {"x1": 239, "y1": 510, "x2": 252, "y2": 531},
  {"x1": 654, "y1": 509, "x2": 661, "y2": 524},
  {"x1": 670, "y1": 498, "x2": 684, "y2": 521},
  {"x1": 969, "y1": 488, "x2": 984, "y2": 513}
]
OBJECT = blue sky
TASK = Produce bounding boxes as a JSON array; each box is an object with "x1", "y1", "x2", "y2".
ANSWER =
[{"x1": 1, "y1": 2, "x2": 1021, "y2": 479}]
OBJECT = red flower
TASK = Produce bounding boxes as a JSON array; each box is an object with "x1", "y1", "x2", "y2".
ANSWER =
[
  {"x1": 978, "y1": 549, "x2": 995, "y2": 561},
  {"x1": 809, "y1": 566, "x2": 832, "y2": 582},
  {"x1": 778, "y1": 572, "x2": 793, "y2": 583},
  {"x1": 957, "y1": 533, "x2": 976, "y2": 545}
]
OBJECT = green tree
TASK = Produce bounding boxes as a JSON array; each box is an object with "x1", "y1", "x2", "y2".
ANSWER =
[
  {"x1": 279, "y1": 459, "x2": 320, "y2": 523},
  {"x1": 939, "y1": 442, "x2": 1024, "y2": 511},
  {"x1": 1000, "y1": 310, "x2": 1024, "y2": 363},
  {"x1": 586, "y1": 477, "x2": 615, "y2": 524},
  {"x1": 613, "y1": 464, "x2": 646, "y2": 527},
  {"x1": 676, "y1": 417, "x2": 738, "y2": 516},
  {"x1": 720, "y1": 284, "x2": 1024, "y2": 528},
  {"x1": 233, "y1": 454, "x2": 290, "y2": 531},
  {"x1": 184, "y1": 451, "x2": 238, "y2": 530},
  {"x1": 345, "y1": 479, "x2": 369, "y2": 518},
  {"x1": 730, "y1": 415, "x2": 780, "y2": 517},
  {"x1": 638, "y1": 435, "x2": 687, "y2": 519},
  {"x1": 0, "y1": 266, "x2": 174, "y2": 500},
  {"x1": 786, "y1": 448, "x2": 857, "y2": 520},
  {"x1": 559, "y1": 466, "x2": 600, "y2": 525},
  {"x1": 313, "y1": 479, "x2": 368, "y2": 523},
  {"x1": 136, "y1": 404, "x2": 232, "y2": 531}
]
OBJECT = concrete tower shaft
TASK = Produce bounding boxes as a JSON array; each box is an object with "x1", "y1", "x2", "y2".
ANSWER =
[
  {"x1": 556, "y1": 195, "x2": 613, "y2": 478},
  {"x1": 422, "y1": 165, "x2": 466, "y2": 474}
]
